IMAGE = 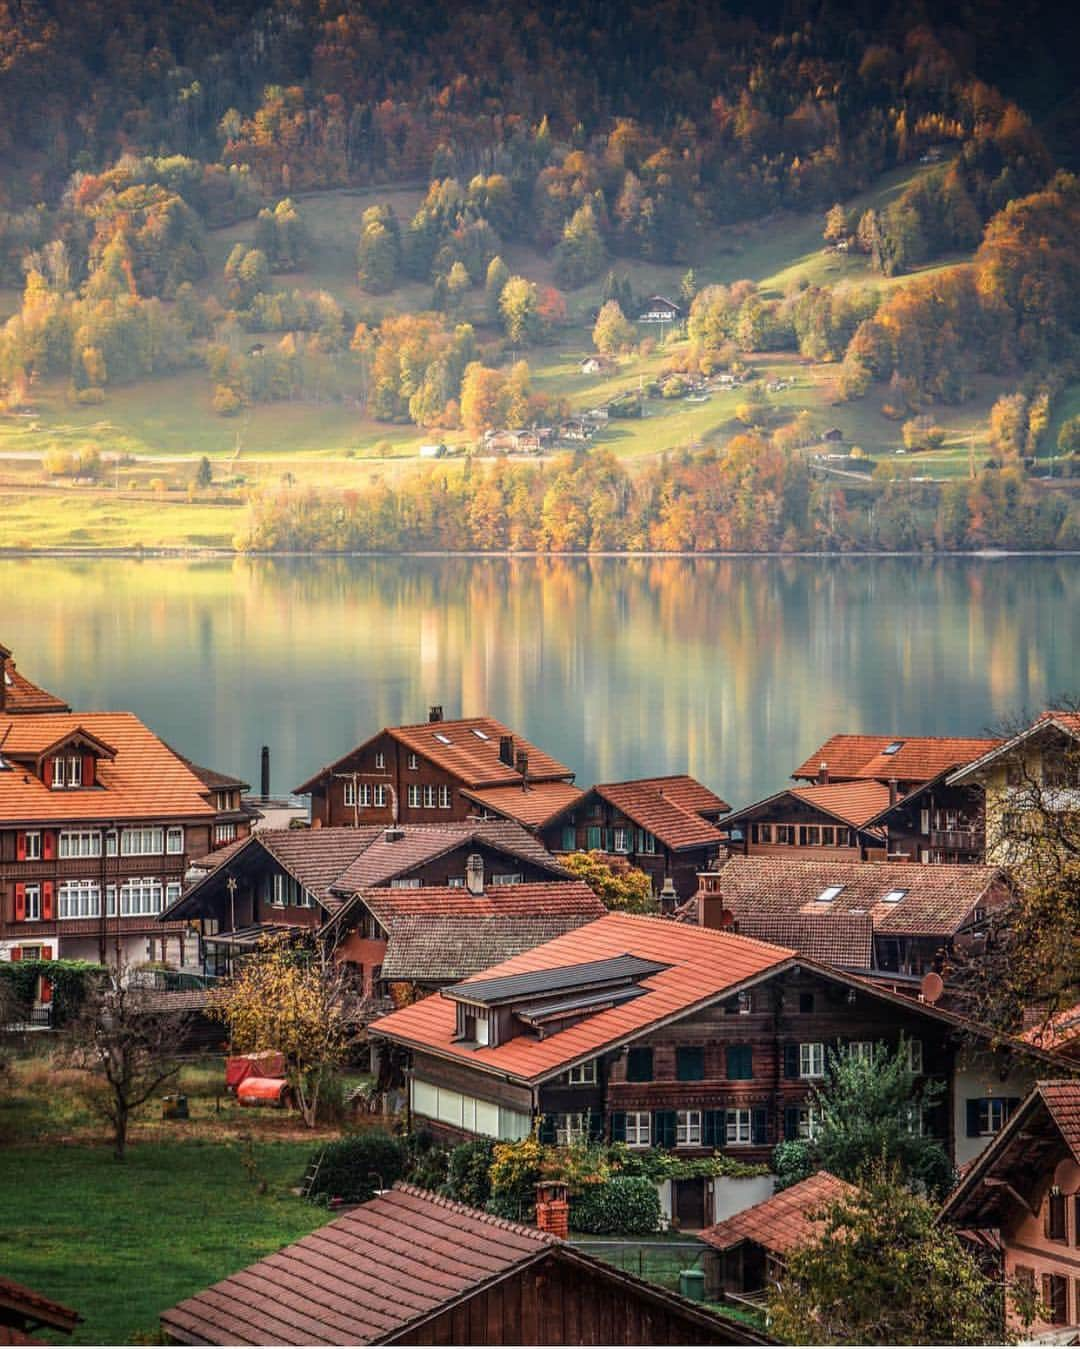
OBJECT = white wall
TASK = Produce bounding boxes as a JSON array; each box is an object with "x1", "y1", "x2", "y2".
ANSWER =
[
  {"x1": 713, "y1": 1175, "x2": 776, "y2": 1224},
  {"x1": 953, "y1": 1050, "x2": 1041, "y2": 1168}
]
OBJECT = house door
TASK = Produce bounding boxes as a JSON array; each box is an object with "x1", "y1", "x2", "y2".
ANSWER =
[{"x1": 673, "y1": 1178, "x2": 707, "y2": 1230}]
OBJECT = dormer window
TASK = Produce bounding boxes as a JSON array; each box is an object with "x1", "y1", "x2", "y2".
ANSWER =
[{"x1": 51, "y1": 754, "x2": 83, "y2": 789}]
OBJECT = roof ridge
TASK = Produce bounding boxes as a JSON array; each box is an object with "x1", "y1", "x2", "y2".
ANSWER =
[{"x1": 390, "y1": 1183, "x2": 555, "y2": 1242}]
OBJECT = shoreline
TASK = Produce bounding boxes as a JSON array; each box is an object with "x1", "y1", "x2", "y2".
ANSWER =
[{"x1": 0, "y1": 547, "x2": 1077, "y2": 561}]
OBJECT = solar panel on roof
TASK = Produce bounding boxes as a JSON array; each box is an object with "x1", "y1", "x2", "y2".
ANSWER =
[{"x1": 445, "y1": 953, "x2": 669, "y2": 1006}]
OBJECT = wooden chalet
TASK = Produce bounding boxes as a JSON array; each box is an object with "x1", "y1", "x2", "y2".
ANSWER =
[
  {"x1": 860, "y1": 768, "x2": 988, "y2": 863},
  {"x1": 699, "y1": 1171, "x2": 855, "y2": 1302},
  {"x1": 942, "y1": 1081, "x2": 1080, "y2": 1337},
  {"x1": 537, "y1": 775, "x2": 731, "y2": 900},
  {"x1": 0, "y1": 1275, "x2": 81, "y2": 1344},
  {"x1": 791, "y1": 733, "x2": 1001, "y2": 796},
  {"x1": 0, "y1": 644, "x2": 256, "y2": 972},
  {"x1": 160, "y1": 1185, "x2": 765, "y2": 1346},
  {"x1": 637, "y1": 295, "x2": 682, "y2": 324},
  {"x1": 295, "y1": 710, "x2": 582, "y2": 833},
  {"x1": 723, "y1": 781, "x2": 890, "y2": 861},
  {"x1": 371, "y1": 914, "x2": 1064, "y2": 1225},
  {"x1": 691, "y1": 855, "x2": 1012, "y2": 982}
]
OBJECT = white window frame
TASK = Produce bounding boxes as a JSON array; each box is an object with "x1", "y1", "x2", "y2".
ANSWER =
[
  {"x1": 906, "y1": 1038, "x2": 924, "y2": 1074},
  {"x1": 375, "y1": 752, "x2": 386, "y2": 769},
  {"x1": 67, "y1": 755, "x2": 82, "y2": 787},
  {"x1": 120, "y1": 827, "x2": 164, "y2": 857},
  {"x1": 390, "y1": 878, "x2": 422, "y2": 889},
  {"x1": 423, "y1": 784, "x2": 437, "y2": 808},
  {"x1": 492, "y1": 873, "x2": 523, "y2": 886},
  {"x1": 676, "y1": 1109, "x2": 702, "y2": 1147},
  {"x1": 438, "y1": 785, "x2": 452, "y2": 809},
  {"x1": 214, "y1": 823, "x2": 237, "y2": 845},
  {"x1": 407, "y1": 785, "x2": 421, "y2": 808},
  {"x1": 568, "y1": 1060, "x2": 597, "y2": 1086},
  {"x1": 797, "y1": 1105, "x2": 822, "y2": 1140},
  {"x1": 166, "y1": 881, "x2": 182, "y2": 905},
  {"x1": 555, "y1": 1112, "x2": 588, "y2": 1146},
  {"x1": 24, "y1": 831, "x2": 41, "y2": 860},
  {"x1": 343, "y1": 779, "x2": 356, "y2": 807},
  {"x1": 58, "y1": 880, "x2": 101, "y2": 919},
  {"x1": 726, "y1": 1108, "x2": 752, "y2": 1145},
  {"x1": 119, "y1": 878, "x2": 163, "y2": 917},
  {"x1": 625, "y1": 1111, "x2": 651, "y2": 1147},
  {"x1": 849, "y1": 1040, "x2": 875, "y2": 1064},
  {"x1": 407, "y1": 753, "x2": 419, "y2": 770},
  {"x1": 59, "y1": 830, "x2": 101, "y2": 859},
  {"x1": 24, "y1": 884, "x2": 41, "y2": 921},
  {"x1": 166, "y1": 827, "x2": 184, "y2": 855},
  {"x1": 800, "y1": 1042, "x2": 825, "y2": 1078},
  {"x1": 373, "y1": 785, "x2": 388, "y2": 808},
  {"x1": 612, "y1": 827, "x2": 631, "y2": 853}
]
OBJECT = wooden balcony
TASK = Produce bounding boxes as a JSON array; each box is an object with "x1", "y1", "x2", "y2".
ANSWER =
[{"x1": 929, "y1": 828, "x2": 983, "y2": 853}]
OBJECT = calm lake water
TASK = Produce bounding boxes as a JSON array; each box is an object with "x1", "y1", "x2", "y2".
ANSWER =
[{"x1": 2, "y1": 555, "x2": 1077, "y2": 809}]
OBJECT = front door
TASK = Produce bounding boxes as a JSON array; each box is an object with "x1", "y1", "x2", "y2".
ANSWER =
[{"x1": 673, "y1": 1177, "x2": 707, "y2": 1230}]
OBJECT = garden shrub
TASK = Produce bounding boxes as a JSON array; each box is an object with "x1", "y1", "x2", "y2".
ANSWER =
[
  {"x1": 0, "y1": 959, "x2": 104, "y2": 1026},
  {"x1": 444, "y1": 1138, "x2": 495, "y2": 1208},
  {"x1": 305, "y1": 1130, "x2": 406, "y2": 1204},
  {"x1": 570, "y1": 1176, "x2": 661, "y2": 1235}
]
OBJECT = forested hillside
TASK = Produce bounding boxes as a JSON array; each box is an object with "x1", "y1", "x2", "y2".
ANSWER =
[{"x1": 0, "y1": 0, "x2": 1078, "y2": 552}]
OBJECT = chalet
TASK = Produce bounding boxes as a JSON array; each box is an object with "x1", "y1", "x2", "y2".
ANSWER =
[
  {"x1": 947, "y1": 711, "x2": 1080, "y2": 867},
  {"x1": 558, "y1": 418, "x2": 595, "y2": 442},
  {"x1": 580, "y1": 355, "x2": 617, "y2": 375},
  {"x1": 0, "y1": 644, "x2": 69, "y2": 714},
  {"x1": 637, "y1": 296, "x2": 682, "y2": 324},
  {"x1": 862, "y1": 768, "x2": 988, "y2": 863},
  {"x1": 0, "y1": 1274, "x2": 81, "y2": 1341},
  {"x1": 0, "y1": 699, "x2": 255, "y2": 971},
  {"x1": 723, "y1": 781, "x2": 891, "y2": 860},
  {"x1": 537, "y1": 775, "x2": 732, "y2": 901},
  {"x1": 699, "y1": 1171, "x2": 855, "y2": 1302},
  {"x1": 160, "y1": 1184, "x2": 764, "y2": 1346},
  {"x1": 162, "y1": 820, "x2": 585, "y2": 991},
  {"x1": 942, "y1": 1081, "x2": 1080, "y2": 1337},
  {"x1": 691, "y1": 855, "x2": 1012, "y2": 980},
  {"x1": 370, "y1": 913, "x2": 1063, "y2": 1227},
  {"x1": 295, "y1": 710, "x2": 582, "y2": 833},
  {"x1": 791, "y1": 733, "x2": 1001, "y2": 796}
]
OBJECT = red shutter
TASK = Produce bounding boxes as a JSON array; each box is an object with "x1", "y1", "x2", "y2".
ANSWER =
[
  {"x1": 42, "y1": 882, "x2": 54, "y2": 921},
  {"x1": 14, "y1": 884, "x2": 26, "y2": 922},
  {"x1": 82, "y1": 755, "x2": 95, "y2": 787},
  {"x1": 16, "y1": 832, "x2": 26, "y2": 862},
  {"x1": 11, "y1": 947, "x2": 22, "y2": 961},
  {"x1": 43, "y1": 831, "x2": 56, "y2": 861},
  {"x1": 39, "y1": 975, "x2": 53, "y2": 1003}
]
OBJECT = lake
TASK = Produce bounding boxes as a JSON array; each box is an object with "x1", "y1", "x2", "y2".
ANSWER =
[{"x1": 2, "y1": 555, "x2": 1076, "y2": 810}]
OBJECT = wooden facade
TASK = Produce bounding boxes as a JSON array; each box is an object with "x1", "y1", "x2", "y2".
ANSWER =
[
  {"x1": 869, "y1": 773, "x2": 987, "y2": 864},
  {"x1": 728, "y1": 792, "x2": 881, "y2": 861}
]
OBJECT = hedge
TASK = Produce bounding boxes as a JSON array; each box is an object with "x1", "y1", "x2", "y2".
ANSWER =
[
  {"x1": 0, "y1": 959, "x2": 105, "y2": 1025},
  {"x1": 570, "y1": 1176, "x2": 662, "y2": 1235},
  {"x1": 304, "y1": 1130, "x2": 407, "y2": 1204}
]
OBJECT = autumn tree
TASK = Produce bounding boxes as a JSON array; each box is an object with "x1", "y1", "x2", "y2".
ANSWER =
[
  {"x1": 484, "y1": 255, "x2": 511, "y2": 323},
  {"x1": 356, "y1": 203, "x2": 401, "y2": 293},
  {"x1": 498, "y1": 275, "x2": 539, "y2": 347},
  {"x1": 592, "y1": 299, "x2": 635, "y2": 354},
  {"x1": 768, "y1": 1164, "x2": 1002, "y2": 1345},
  {"x1": 210, "y1": 936, "x2": 356, "y2": 1127},
  {"x1": 553, "y1": 201, "x2": 606, "y2": 289},
  {"x1": 561, "y1": 851, "x2": 656, "y2": 914},
  {"x1": 459, "y1": 361, "x2": 509, "y2": 437}
]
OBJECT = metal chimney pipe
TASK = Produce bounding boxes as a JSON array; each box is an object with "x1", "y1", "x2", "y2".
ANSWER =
[{"x1": 260, "y1": 745, "x2": 270, "y2": 799}]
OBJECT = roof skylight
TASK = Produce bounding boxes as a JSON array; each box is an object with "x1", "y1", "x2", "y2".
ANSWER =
[
  {"x1": 881, "y1": 889, "x2": 907, "y2": 904},
  {"x1": 471, "y1": 728, "x2": 490, "y2": 740},
  {"x1": 882, "y1": 741, "x2": 904, "y2": 755},
  {"x1": 815, "y1": 885, "x2": 844, "y2": 904},
  {"x1": 433, "y1": 732, "x2": 452, "y2": 745}
]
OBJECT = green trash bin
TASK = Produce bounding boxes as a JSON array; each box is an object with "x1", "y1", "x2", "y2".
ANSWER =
[{"x1": 679, "y1": 1268, "x2": 706, "y2": 1302}]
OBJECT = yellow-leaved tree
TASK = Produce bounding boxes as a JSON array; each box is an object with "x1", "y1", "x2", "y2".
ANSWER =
[{"x1": 210, "y1": 937, "x2": 356, "y2": 1127}]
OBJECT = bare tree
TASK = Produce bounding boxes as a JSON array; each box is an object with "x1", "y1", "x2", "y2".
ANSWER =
[{"x1": 67, "y1": 968, "x2": 191, "y2": 1159}]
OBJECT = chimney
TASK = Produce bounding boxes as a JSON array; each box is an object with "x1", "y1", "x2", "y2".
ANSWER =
[
  {"x1": 260, "y1": 745, "x2": 270, "y2": 799},
  {"x1": 466, "y1": 852, "x2": 484, "y2": 896},
  {"x1": 515, "y1": 749, "x2": 529, "y2": 788},
  {"x1": 498, "y1": 734, "x2": 514, "y2": 767},
  {"x1": 0, "y1": 643, "x2": 9, "y2": 712},
  {"x1": 384, "y1": 825, "x2": 404, "y2": 843},
  {"x1": 659, "y1": 877, "x2": 678, "y2": 913},
  {"x1": 818, "y1": 761, "x2": 829, "y2": 786},
  {"x1": 888, "y1": 777, "x2": 898, "y2": 806},
  {"x1": 428, "y1": 705, "x2": 443, "y2": 723}
]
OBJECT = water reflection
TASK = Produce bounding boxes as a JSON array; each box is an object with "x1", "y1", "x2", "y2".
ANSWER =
[{"x1": 2, "y1": 555, "x2": 1076, "y2": 807}]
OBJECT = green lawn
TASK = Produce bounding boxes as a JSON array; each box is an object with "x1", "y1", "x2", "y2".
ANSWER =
[{"x1": 0, "y1": 1142, "x2": 327, "y2": 1344}]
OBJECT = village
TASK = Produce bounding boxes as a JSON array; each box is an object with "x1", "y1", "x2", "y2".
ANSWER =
[{"x1": 2, "y1": 638, "x2": 1079, "y2": 1345}]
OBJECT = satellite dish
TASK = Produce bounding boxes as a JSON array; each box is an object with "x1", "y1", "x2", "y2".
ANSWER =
[
  {"x1": 1054, "y1": 1158, "x2": 1080, "y2": 1193},
  {"x1": 921, "y1": 972, "x2": 944, "y2": 1005}
]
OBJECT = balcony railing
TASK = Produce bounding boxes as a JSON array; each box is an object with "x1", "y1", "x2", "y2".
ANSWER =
[{"x1": 929, "y1": 829, "x2": 983, "y2": 852}]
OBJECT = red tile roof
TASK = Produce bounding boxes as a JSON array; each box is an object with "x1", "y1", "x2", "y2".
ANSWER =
[
  {"x1": 792, "y1": 735, "x2": 1001, "y2": 785},
  {"x1": 712, "y1": 856, "x2": 1007, "y2": 939},
  {"x1": 1022, "y1": 1000, "x2": 1080, "y2": 1053},
  {"x1": 592, "y1": 776, "x2": 730, "y2": 850},
  {"x1": 0, "y1": 712, "x2": 216, "y2": 824},
  {"x1": 700, "y1": 1172, "x2": 855, "y2": 1257},
  {"x1": 461, "y1": 780, "x2": 585, "y2": 826},
  {"x1": 724, "y1": 781, "x2": 891, "y2": 833},
  {"x1": 2, "y1": 662, "x2": 69, "y2": 714},
  {"x1": 333, "y1": 820, "x2": 567, "y2": 891},
  {"x1": 295, "y1": 717, "x2": 574, "y2": 795},
  {"x1": 0, "y1": 1276, "x2": 81, "y2": 1335},
  {"x1": 947, "y1": 712, "x2": 1080, "y2": 785},
  {"x1": 724, "y1": 911, "x2": 875, "y2": 969},
  {"x1": 1039, "y1": 1080, "x2": 1080, "y2": 1155},
  {"x1": 369, "y1": 912, "x2": 794, "y2": 1084}
]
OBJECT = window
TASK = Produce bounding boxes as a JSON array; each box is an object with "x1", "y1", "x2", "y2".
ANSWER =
[
  {"x1": 752, "y1": 823, "x2": 774, "y2": 844},
  {"x1": 438, "y1": 786, "x2": 452, "y2": 809},
  {"x1": 820, "y1": 826, "x2": 835, "y2": 846},
  {"x1": 373, "y1": 785, "x2": 387, "y2": 808},
  {"x1": 214, "y1": 823, "x2": 236, "y2": 845},
  {"x1": 676, "y1": 1110, "x2": 702, "y2": 1147},
  {"x1": 637, "y1": 830, "x2": 657, "y2": 854},
  {"x1": 1043, "y1": 1273, "x2": 1068, "y2": 1326},
  {"x1": 343, "y1": 780, "x2": 356, "y2": 806},
  {"x1": 24, "y1": 884, "x2": 41, "y2": 921},
  {"x1": 815, "y1": 885, "x2": 843, "y2": 904},
  {"x1": 389, "y1": 878, "x2": 422, "y2": 889},
  {"x1": 626, "y1": 1047, "x2": 653, "y2": 1082},
  {"x1": 58, "y1": 880, "x2": 101, "y2": 919},
  {"x1": 882, "y1": 889, "x2": 907, "y2": 905},
  {"x1": 407, "y1": 753, "x2": 419, "y2": 770},
  {"x1": 726, "y1": 1109, "x2": 752, "y2": 1145},
  {"x1": 59, "y1": 830, "x2": 101, "y2": 859},
  {"x1": 801, "y1": 826, "x2": 821, "y2": 846},
  {"x1": 407, "y1": 785, "x2": 421, "y2": 808},
  {"x1": 375, "y1": 752, "x2": 386, "y2": 768},
  {"x1": 166, "y1": 882, "x2": 182, "y2": 905},
  {"x1": 676, "y1": 1046, "x2": 705, "y2": 1081},
  {"x1": 463, "y1": 1008, "x2": 490, "y2": 1045},
  {"x1": 433, "y1": 733, "x2": 452, "y2": 746},
  {"x1": 568, "y1": 1060, "x2": 597, "y2": 1086},
  {"x1": 270, "y1": 874, "x2": 288, "y2": 907},
  {"x1": 1048, "y1": 1193, "x2": 1068, "y2": 1243},
  {"x1": 883, "y1": 741, "x2": 904, "y2": 755},
  {"x1": 355, "y1": 783, "x2": 371, "y2": 807},
  {"x1": 561, "y1": 826, "x2": 576, "y2": 851},
  {"x1": 967, "y1": 1097, "x2": 1016, "y2": 1137},
  {"x1": 800, "y1": 1042, "x2": 825, "y2": 1078},
  {"x1": 418, "y1": 784, "x2": 433, "y2": 808},
  {"x1": 906, "y1": 1038, "x2": 923, "y2": 1074},
  {"x1": 726, "y1": 1044, "x2": 753, "y2": 1080},
  {"x1": 736, "y1": 990, "x2": 753, "y2": 1015},
  {"x1": 776, "y1": 825, "x2": 795, "y2": 845},
  {"x1": 797, "y1": 1105, "x2": 821, "y2": 1140},
  {"x1": 166, "y1": 827, "x2": 184, "y2": 855},
  {"x1": 625, "y1": 1112, "x2": 651, "y2": 1147},
  {"x1": 24, "y1": 832, "x2": 41, "y2": 860},
  {"x1": 492, "y1": 873, "x2": 523, "y2": 886},
  {"x1": 447, "y1": 877, "x2": 465, "y2": 888},
  {"x1": 119, "y1": 879, "x2": 163, "y2": 916},
  {"x1": 586, "y1": 826, "x2": 602, "y2": 850},
  {"x1": 121, "y1": 827, "x2": 164, "y2": 856},
  {"x1": 556, "y1": 1113, "x2": 588, "y2": 1146},
  {"x1": 613, "y1": 827, "x2": 631, "y2": 853},
  {"x1": 471, "y1": 728, "x2": 489, "y2": 740},
  {"x1": 848, "y1": 1040, "x2": 875, "y2": 1064}
]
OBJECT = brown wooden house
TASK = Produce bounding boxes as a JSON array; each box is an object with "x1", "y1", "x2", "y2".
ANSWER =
[
  {"x1": 860, "y1": 768, "x2": 987, "y2": 863},
  {"x1": 295, "y1": 710, "x2": 582, "y2": 832},
  {"x1": 159, "y1": 1184, "x2": 765, "y2": 1346},
  {"x1": 538, "y1": 775, "x2": 731, "y2": 900},
  {"x1": 723, "y1": 781, "x2": 890, "y2": 861}
]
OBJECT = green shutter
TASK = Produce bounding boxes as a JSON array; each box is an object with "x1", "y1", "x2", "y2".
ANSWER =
[
  {"x1": 587, "y1": 826, "x2": 602, "y2": 850},
  {"x1": 784, "y1": 1043, "x2": 800, "y2": 1078},
  {"x1": 654, "y1": 1110, "x2": 677, "y2": 1149},
  {"x1": 784, "y1": 1106, "x2": 800, "y2": 1141},
  {"x1": 726, "y1": 1045, "x2": 752, "y2": 1080},
  {"x1": 676, "y1": 1047, "x2": 704, "y2": 1082},
  {"x1": 588, "y1": 1110, "x2": 604, "y2": 1142},
  {"x1": 626, "y1": 1047, "x2": 653, "y2": 1082},
  {"x1": 610, "y1": 1111, "x2": 627, "y2": 1143},
  {"x1": 562, "y1": 826, "x2": 576, "y2": 851},
  {"x1": 752, "y1": 1107, "x2": 768, "y2": 1145},
  {"x1": 703, "y1": 1110, "x2": 722, "y2": 1147},
  {"x1": 538, "y1": 1113, "x2": 557, "y2": 1145},
  {"x1": 965, "y1": 1100, "x2": 982, "y2": 1138}
]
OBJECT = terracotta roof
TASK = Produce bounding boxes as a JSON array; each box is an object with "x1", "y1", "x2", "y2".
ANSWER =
[
  {"x1": 159, "y1": 1183, "x2": 761, "y2": 1347},
  {"x1": 725, "y1": 911, "x2": 874, "y2": 969},
  {"x1": 1022, "y1": 1000, "x2": 1080, "y2": 1052},
  {"x1": 1, "y1": 662, "x2": 69, "y2": 714},
  {"x1": 461, "y1": 780, "x2": 585, "y2": 826},
  {"x1": 365, "y1": 881, "x2": 607, "y2": 981},
  {"x1": 792, "y1": 735, "x2": 1001, "y2": 785},
  {"x1": 0, "y1": 712, "x2": 216, "y2": 824},
  {"x1": 369, "y1": 912, "x2": 794, "y2": 1085},
  {"x1": 188, "y1": 837, "x2": 250, "y2": 871},
  {"x1": 591, "y1": 776, "x2": 731, "y2": 850},
  {"x1": 713, "y1": 856, "x2": 1007, "y2": 939},
  {"x1": 295, "y1": 717, "x2": 574, "y2": 795},
  {"x1": 1040, "y1": 1080, "x2": 1080, "y2": 1155},
  {"x1": 183, "y1": 761, "x2": 251, "y2": 793},
  {"x1": 948, "y1": 712, "x2": 1080, "y2": 785},
  {"x1": 724, "y1": 781, "x2": 891, "y2": 833},
  {"x1": 0, "y1": 1276, "x2": 81, "y2": 1335},
  {"x1": 249, "y1": 828, "x2": 381, "y2": 911},
  {"x1": 700, "y1": 1172, "x2": 856, "y2": 1257}
]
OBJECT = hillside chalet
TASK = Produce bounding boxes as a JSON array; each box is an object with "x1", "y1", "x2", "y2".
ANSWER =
[
  {"x1": 370, "y1": 914, "x2": 1062, "y2": 1227},
  {"x1": 295, "y1": 710, "x2": 582, "y2": 833},
  {"x1": 537, "y1": 775, "x2": 731, "y2": 900}
]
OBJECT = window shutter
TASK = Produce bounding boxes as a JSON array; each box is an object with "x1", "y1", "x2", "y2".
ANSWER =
[
  {"x1": 703, "y1": 1111, "x2": 722, "y2": 1147},
  {"x1": 784, "y1": 1106, "x2": 800, "y2": 1141},
  {"x1": 42, "y1": 882, "x2": 54, "y2": 921},
  {"x1": 610, "y1": 1111, "x2": 627, "y2": 1143},
  {"x1": 784, "y1": 1043, "x2": 800, "y2": 1078},
  {"x1": 654, "y1": 1110, "x2": 676, "y2": 1149},
  {"x1": 588, "y1": 1111, "x2": 604, "y2": 1142},
  {"x1": 752, "y1": 1107, "x2": 768, "y2": 1145},
  {"x1": 965, "y1": 1099, "x2": 982, "y2": 1138},
  {"x1": 82, "y1": 755, "x2": 96, "y2": 787},
  {"x1": 16, "y1": 832, "x2": 26, "y2": 862},
  {"x1": 11, "y1": 946, "x2": 22, "y2": 961},
  {"x1": 43, "y1": 831, "x2": 56, "y2": 861},
  {"x1": 1004, "y1": 1097, "x2": 1021, "y2": 1120},
  {"x1": 39, "y1": 975, "x2": 53, "y2": 1004},
  {"x1": 538, "y1": 1114, "x2": 557, "y2": 1145},
  {"x1": 14, "y1": 884, "x2": 26, "y2": 922},
  {"x1": 41, "y1": 945, "x2": 52, "y2": 960}
]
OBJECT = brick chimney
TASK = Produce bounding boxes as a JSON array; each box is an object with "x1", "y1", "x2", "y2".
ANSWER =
[
  {"x1": 888, "y1": 777, "x2": 899, "y2": 806},
  {"x1": 697, "y1": 871, "x2": 733, "y2": 930},
  {"x1": 428, "y1": 705, "x2": 443, "y2": 723},
  {"x1": 817, "y1": 760, "x2": 829, "y2": 785},
  {"x1": 466, "y1": 852, "x2": 484, "y2": 896},
  {"x1": 498, "y1": 734, "x2": 514, "y2": 767},
  {"x1": 515, "y1": 749, "x2": 529, "y2": 789},
  {"x1": 535, "y1": 1181, "x2": 569, "y2": 1237}
]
